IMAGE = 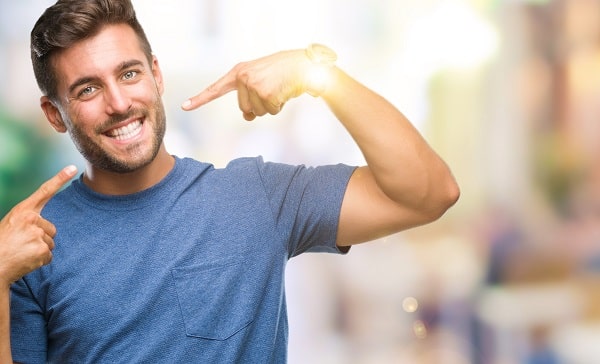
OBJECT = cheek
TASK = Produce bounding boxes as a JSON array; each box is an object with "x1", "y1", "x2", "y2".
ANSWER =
[
  {"x1": 139, "y1": 80, "x2": 162, "y2": 100},
  {"x1": 65, "y1": 104, "x2": 100, "y2": 132}
]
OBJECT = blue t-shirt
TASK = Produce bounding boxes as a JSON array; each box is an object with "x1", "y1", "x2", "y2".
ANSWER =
[{"x1": 10, "y1": 156, "x2": 354, "y2": 363}]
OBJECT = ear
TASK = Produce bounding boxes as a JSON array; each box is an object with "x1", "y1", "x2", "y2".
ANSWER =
[
  {"x1": 151, "y1": 55, "x2": 165, "y2": 96},
  {"x1": 40, "y1": 96, "x2": 67, "y2": 133}
]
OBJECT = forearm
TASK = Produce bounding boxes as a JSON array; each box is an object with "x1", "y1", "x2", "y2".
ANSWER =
[
  {"x1": 0, "y1": 283, "x2": 13, "y2": 363},
  {"x1": 322, "y1": 67, "x2": 459, "y2": 215}
]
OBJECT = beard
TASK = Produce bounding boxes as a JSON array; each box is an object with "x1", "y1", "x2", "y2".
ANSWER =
[{"x1": 67, "y1": 96, "x2": 167, "y2": 174}]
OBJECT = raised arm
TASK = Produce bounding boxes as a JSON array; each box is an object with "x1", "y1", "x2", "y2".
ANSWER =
[
  {"x1": 182, "y1": 45, "x2": 459, "y2": 246},
  {"x1": 0, "y1": 165, "x2": 77, "y2": 363},
  {"x1": 322, "y1": 66, "x2": 459, "y2": 245}
]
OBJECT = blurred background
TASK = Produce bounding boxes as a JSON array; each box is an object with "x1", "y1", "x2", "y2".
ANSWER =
[{"x1": 2, "y1": 0, "x2": 600, "y2": 363}]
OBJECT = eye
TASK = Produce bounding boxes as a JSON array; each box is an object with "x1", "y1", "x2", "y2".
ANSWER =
[
  {"x1": 78, "y1": 85, "x2": 97, "y2": 98},
  {"x1": 123, "y1": 70, "x2": 138, "y2": 80}
]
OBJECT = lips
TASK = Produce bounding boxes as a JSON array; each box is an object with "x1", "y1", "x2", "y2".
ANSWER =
[{"x1": 105, "y1": 120, "x2": 143, "y2": 141}]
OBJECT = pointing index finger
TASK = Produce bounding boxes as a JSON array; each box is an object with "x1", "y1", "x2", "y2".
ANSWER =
[
  {"x1": 25, "y1": 165, "x2": 78, "y2": 213},
  {"x1": 181, "y1": 69, "x2": 238, "y2": 111}
]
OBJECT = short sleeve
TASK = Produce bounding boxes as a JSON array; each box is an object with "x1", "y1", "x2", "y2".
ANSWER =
[
  {"x1": 252, "y1": 157, "x2": 356, "y2": 257},
  {"x1": 10, "y1": 277, "x2": 48, "y2": 364}
]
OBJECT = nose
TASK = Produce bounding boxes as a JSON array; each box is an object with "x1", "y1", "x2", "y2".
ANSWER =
[{"x1": 104, "y1": 83, "x2": 132, "y2": 115}]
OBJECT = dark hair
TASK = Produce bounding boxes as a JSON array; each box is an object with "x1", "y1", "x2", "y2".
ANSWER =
[{"x1": 31, "y1": 0, "x2": 153, "y2": 100}]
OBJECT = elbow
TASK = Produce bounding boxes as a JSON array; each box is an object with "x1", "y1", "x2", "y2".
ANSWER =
[
  {"x1": 443, "y1": 178, "x2": 461, "y2": 211},
  {"x1": 423, "y1": 175, "x2": 460, "y2": 222}
]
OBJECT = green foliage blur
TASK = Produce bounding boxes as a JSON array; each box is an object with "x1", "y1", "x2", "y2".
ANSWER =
[{"x1": 0, "y1": 107, "x2": 52, "y2": 218}]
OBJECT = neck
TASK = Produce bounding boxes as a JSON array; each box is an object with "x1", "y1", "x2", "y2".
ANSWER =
[{"x1": 82, "y1": 145, "x2": 175, "y2": 195}]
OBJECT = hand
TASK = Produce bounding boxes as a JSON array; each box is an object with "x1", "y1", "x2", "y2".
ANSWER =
[
  {"x1": 181, "y1": 49, "x2": 313, "y2": 121},
  {"x1": 0, "y1": 165, "x2": 77, "y2": 285}
]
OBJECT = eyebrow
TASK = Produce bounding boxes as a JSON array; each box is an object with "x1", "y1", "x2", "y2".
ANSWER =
[{"x1": 67, "y1": 59, "x2": 146, "y2": 95}]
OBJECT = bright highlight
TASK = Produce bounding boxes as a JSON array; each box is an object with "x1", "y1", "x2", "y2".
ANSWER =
[{"x1": 305, "y1": 65, "x2": 333, "y2": 97}]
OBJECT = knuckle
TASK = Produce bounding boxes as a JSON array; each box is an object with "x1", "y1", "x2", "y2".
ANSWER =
[
  {"x1": 236, "y1": 66, "x2": 251, "y2": 82},
  {"x1": 25, "y1": 210, "x2": 40, "y2": 222},
  {"x1": 233, "y1": 61, "x2": 247, "y2": 73},
  {"x1": 33, "y1": 245, "x2": 52, "y2": 267},
  {"x1": 38, "y1": 183, "x2": 52, "y2": 199},
  {"x1": 48, "y1": 224, "x2": 57, "y2": 238},
  {"x1": 34, "y1": 242, "x2": 47, "y2": 255},
  {"x1": 205, "y1": 82, "x2": 220, "y2": 95},
  {"x1": 13, "y1": 210, "x2": 38, "y2": 226},
  {"x1": 43, "y1": 251, "x2": 54, "y2": 266},
  {"x1": 31, "y1": 224, "x2": 46, "y2": 238}
]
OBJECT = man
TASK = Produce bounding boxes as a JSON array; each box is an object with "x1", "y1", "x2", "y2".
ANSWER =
[{"x1": 3, "y1": 0, "x2": 459, "y2": 362}]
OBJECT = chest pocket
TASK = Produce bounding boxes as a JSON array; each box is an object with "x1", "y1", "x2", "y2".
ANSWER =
[{"x1": 171, "y1": 260, "x2": 257, "y2": 340}]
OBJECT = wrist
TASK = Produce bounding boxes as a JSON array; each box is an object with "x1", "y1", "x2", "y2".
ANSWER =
[
  {"x1": 305, "y1": 43, "x2": 337, "y2": 66},
  {"x1": 0, "y1": 266, "x2": 16, "y2": 289},
  {"x1": 0, "y1": 279, "x2": 10, "y2": 293},
  {"x1": 304, "y1": 43, "x2": 337, "y2": 97}
]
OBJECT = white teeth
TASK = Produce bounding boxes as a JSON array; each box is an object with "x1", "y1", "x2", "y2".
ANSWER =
[{"x1": 108, "y1": 121, "x2": 142, "y2": 140}]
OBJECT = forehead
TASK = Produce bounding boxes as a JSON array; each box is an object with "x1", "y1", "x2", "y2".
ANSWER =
[{"x1": 52, "y1": 24, "x2": 148, "y2": 89}]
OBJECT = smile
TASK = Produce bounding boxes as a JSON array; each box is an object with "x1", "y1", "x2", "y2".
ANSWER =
[{"x1": 106, "y1": 120, "x2": 143, "y2": 141}]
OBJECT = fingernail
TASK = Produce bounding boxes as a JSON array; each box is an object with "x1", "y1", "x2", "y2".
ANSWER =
[
  {"x1": 65, "y1": 165, "x2": 77, "y2": 175},
  {"x1": 181, "y1": 99, "x2": 191, "y2": 109}
]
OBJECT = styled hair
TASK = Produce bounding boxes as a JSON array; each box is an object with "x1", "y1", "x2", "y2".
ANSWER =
[{"x1": 31, "y1": 0, "x2": 153, "y2": 100}]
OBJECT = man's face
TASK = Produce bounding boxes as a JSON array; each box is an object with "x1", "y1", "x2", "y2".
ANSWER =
[{"x1": 47, "y1": 24, "x2": 166, "y2": 173}]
